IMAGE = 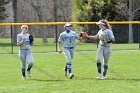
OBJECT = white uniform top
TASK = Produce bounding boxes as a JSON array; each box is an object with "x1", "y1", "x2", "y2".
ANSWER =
[
  {"x1": 17, "y1": 32, "x2": 30, "y2": 49},
  {"x1": 58, "y1": 30, "x2": 79, "y2": 48},
  {"x1": 96, "y1": 29, "x2": 114, "y2": 46}
]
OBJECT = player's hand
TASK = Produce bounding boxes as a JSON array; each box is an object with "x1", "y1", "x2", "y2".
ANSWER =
[
  {"x1": 80, "y1": 32, "x2": 88, "y2": 38},
  {"x1": 79, "y1": 32, "x2": 88, "y2": 43},
  {"x1": 58, "y1": 49, "x2": 63, "y2": 53},
  {"x1": 20, "y1": 39, "x2": 24, "y2": 45}
]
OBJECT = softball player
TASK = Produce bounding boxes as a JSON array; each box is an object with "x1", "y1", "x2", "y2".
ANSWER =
[
  {"x1": 58, "y1": 23, "x2": 79, "y2": 79},
  {"x1": 87, "y1": 20, "x2": 115, "y2": 79},
  {"x1": 17, "y1": 25, "x2": 34, "y2": 80}
]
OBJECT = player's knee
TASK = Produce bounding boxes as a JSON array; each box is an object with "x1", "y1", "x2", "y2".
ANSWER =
[
  {"x1": 29, "y1": 62, "x2": 34, "y2": 66},
  {"x1": 66, "y1": 61, "x2": 71, "y2": 65},
  {"x1": 104, "y1": 62, "x2": 108, "y2": 66},
  {"x1": 96, "y1": 59, "x2": 101, "y2": 63},
  {"x1": 67, "y1": 59, "x2": 72, "y2": 63},
  {"x1": 21, "y1": 66, "x2": 26, "y2": 70}
]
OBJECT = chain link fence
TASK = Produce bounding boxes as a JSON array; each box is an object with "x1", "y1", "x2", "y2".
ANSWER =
[{"x1": 0, "y1": 22, "x2": 139, "y2": 54}]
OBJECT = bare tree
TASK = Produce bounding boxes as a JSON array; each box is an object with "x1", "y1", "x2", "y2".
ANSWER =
[
  {"x1": 116, "y1": 0, "x2": 140, "y2": 43},
  {"x1": 12, "y1": 0, "x2": 18, "y2": 45},
  {"x1": 25, "y1": 0, "x2": 48, "y2": 44},
  {"x1": 128, "y1": 0, "x2": 133, "y2": 43}
]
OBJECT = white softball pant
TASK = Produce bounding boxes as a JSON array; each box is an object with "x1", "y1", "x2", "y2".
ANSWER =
[
  {"x1": 63, "y1": 47, "x2": 74, "y2": 69},
  {"x1": 19, "y1": 49, "x2": 34, "y2": 70},
  {"x1": 96, "y1": 45, "x2": 111, "y2": 65}
]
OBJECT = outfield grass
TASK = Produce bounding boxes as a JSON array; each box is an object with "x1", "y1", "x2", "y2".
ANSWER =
[
  {"x1": 0, "y1": 50, "x2": 139, "y2": 93},
  {"x1": 0, "y1": 38, "x2": 139, "y2": 54}
]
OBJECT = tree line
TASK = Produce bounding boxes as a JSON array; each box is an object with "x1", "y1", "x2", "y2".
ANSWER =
[
  {"x1": 0, "y1": 0, "x2": 140, "y2": 43},
  {"x1": 72, "y1": 0, "x2": 140, "y2": 43}
]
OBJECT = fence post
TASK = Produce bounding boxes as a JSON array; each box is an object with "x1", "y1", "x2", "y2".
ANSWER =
[
  {"x1": 54, "y1": 0, "x2": 58, "y2": 52},
  {"x1": 11, "y1": 25, "x2": 14, "y2": 54},
  {"x1": 55, "y1": 26, "x2": 58, "y2": 52},
  {"x1": 138, "y1": 24, "x2": 140, "y2": 50}
]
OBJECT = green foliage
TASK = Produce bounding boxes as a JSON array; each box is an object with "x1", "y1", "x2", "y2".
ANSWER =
[
  {"x1": 72, "y1": 0, "x2": 140, "y2": 43},
  {"x1": 72, "y1": 0, "x2": 112, "y2": 22},
  {"x1": 72, "y1": 0, "x2": 136, "y2": 22},
  {"x1": 72, "y1": 0, "x2": 112, "y2": 43}
]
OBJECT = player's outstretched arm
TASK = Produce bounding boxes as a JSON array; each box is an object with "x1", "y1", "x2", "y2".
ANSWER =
[
  {"x1": 88, "y1": 35, "x2": 98, "y2": 40},
  {"x1": 79, "y1": 32, "x2": 98, "y2": 42}
]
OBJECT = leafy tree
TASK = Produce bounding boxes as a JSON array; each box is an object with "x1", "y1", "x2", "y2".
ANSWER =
[
  {"x1": 72, "y1": 0, "x2": 140, "y2": 43},
  {"x1": 72, "y1": 0, "x2": 111, "y2": 43},
  {"x1": 107, "y1": 0, "x2": 140, "y2": 43}
]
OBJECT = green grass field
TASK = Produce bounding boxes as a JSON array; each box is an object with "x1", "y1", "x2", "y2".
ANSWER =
[
  {"x1": 0, "y1": 38, "x2": 139, "y2": 54},
  {"x1": 0, "y1": 49, "x2": 140, "y2": 93},
  {"x1": 0, "y1": 38, "x2": 140, "y2": 93}
]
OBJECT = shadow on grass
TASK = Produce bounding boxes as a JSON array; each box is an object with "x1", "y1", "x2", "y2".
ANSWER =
[
  {"x1": 77, "y1": 77, "x2": 95, "y2": 80},
  {"x1": 76, "y1": 77, "x2": 140, "y2": 81},
  {"x1": 0, "y1": 43, "x2": 12, "y2": 46},
  {"x1": 102, "y1": 78, "x2": 140, "y2": 81},
  {"x1": 31, "y1": 78, "x2": 65, "y2": 82}
]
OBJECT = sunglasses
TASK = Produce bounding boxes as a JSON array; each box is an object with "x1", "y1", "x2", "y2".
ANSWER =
[
  {"x1": 23, "y1": 27, "x2": 28, "y2": 29},
  {"x1": 66, "y1": 25, "x2": 72, "y2": 27}
]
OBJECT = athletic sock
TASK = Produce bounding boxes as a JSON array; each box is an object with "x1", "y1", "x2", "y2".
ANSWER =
[
  {"x1": 103, "y1": 65, "x2": 108, "y2": 77},
  {"x1": 27, "y1": 65, "x2": 32, "y2": 71},
  {"x1": 68, "y1": 68, "x2": 72, "y2": 74},
  {"x1": 97, "y1": 63, "x2": 101, "y2": 74},
  {"x1": 22, "y1": 69, "x2": 26, "y2": 77},
  {"x1": 67, "y1": 63, "x2": 72, "y2": 74},
  {"x1": 64, "y1": 64, "x2": 67, "y2": 71}
]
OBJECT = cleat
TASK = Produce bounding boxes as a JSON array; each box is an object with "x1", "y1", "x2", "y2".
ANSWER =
[
  {"x1": 64, "y1": 68, "x2": 67, "y2": 76},
  {"x1": 22, "y1": 76, "x2": 26, "y2": 80},
  {"x1": 27, "y1": 70, "x2": 32, "y2": 77},
  {"x1": 101, "y1": 76, "x2": 105, "y2": 80},
  {"x1": 70, "y1": 73, "x2": 74, "y2": 79},
  {"x1": 64, "y1": 71, "x2": 67, "y2": 76},
  {"x1": 96, "y1": 73, "x2": 101, "y2": 80}
]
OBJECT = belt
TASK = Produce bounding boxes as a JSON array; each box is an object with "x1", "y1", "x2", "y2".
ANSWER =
[
  {"x1": 64, "y1": 47, "x2": 74, "y2": 49},
  {"x1": 100, "y1": 45, "x2": 110, "y2": 47},
  {"x1": 20, "y1": 49, "x2": 29, "y2": 50},
  {"x1": 101, "y1": 45, "x2": 105, "y2": 46}
]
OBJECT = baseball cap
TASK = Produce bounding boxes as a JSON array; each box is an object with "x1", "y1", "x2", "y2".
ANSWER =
[
  {"x1": 64, "y1": 22, "x2": 72, "y2": 27},
  {"x1": 96, "y1": 21, "x2": 105, "y2": 25}
]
